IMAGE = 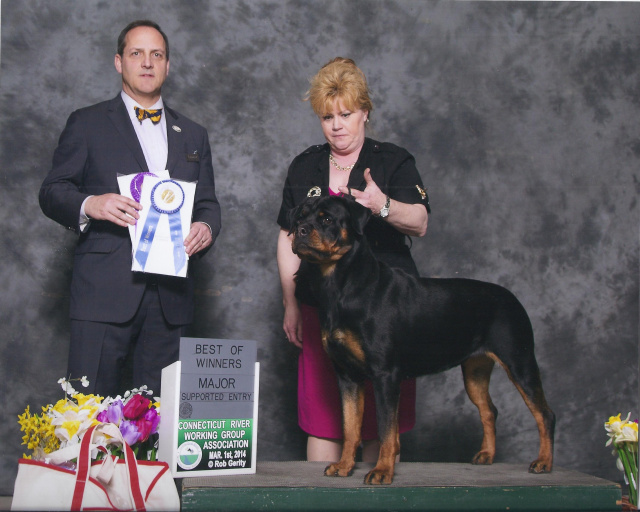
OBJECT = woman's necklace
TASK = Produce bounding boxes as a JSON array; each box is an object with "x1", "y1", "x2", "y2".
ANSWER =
[{"x1": 329, "y1": 153, "x2": 355, "y2": 172}]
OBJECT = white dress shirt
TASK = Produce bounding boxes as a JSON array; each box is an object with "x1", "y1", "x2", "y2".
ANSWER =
[
  {"x1": 79, "y1": 92, "x2": 169, "y2": 230},
  {"x1": 120, "y1": 91, "x2": 168, "y2": 175}
]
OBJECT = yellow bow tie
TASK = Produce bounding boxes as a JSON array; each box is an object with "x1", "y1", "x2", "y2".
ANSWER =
[{"x1": 134, "y1": 106, "x2": 162, "y2": 124}]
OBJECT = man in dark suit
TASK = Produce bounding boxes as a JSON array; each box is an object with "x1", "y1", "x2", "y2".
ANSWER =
[{"x1": 39, "y1": 20, "x2": 221, "y2": 397}]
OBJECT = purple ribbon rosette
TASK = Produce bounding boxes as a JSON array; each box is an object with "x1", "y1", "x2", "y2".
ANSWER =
[
  {"x1": 130, "y1": 172, "x2": 158, "y2": 203},
  {"x1": 129, "y1": 172, "x2": 157, "y2": 238},
  {"x1": 134, "y1": 179, "x2": 187, "y2": 274}
]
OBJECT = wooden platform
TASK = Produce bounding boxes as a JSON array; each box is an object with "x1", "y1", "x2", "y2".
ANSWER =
[{"x1": 181, "y1": 461, "x2": 623, "y2": 511}]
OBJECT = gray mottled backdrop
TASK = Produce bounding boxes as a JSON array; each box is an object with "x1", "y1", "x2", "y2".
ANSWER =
[{"x1": 1, "y1": 0, "x2": 638, "y2": 496}]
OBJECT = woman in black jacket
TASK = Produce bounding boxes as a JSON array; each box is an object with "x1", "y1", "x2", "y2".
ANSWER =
[{"x1": 276, "y1": 57, "x2": 430, "y2": 462}]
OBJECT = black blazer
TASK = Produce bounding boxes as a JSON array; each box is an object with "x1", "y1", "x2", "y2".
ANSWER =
[
  {"x1": 40, "y1": 94, "x2": 221, "y2": 325},
  {"x1": 277, "y1": 138, "x2": 430, "y2": 273}
]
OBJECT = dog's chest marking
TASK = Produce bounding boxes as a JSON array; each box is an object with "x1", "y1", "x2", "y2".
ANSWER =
[
  {"x1": 322, "y1": 328, "x2": 366, "y2": 364},
  {"x1": 320, "y1": 262, "x2": 337, "y2": 277}
]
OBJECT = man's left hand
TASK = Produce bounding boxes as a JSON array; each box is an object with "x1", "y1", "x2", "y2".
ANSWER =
[{"x1": 184, "y1": 222, "x2": 212, "y2": 256}]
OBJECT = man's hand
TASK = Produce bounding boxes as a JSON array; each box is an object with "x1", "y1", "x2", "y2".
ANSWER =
[
  {"x1": 184, "y1": 222, "x2": 212, "y2": 256},
  {"x1": 84, "y1": 193, "x2": 142, "y2": 227}
]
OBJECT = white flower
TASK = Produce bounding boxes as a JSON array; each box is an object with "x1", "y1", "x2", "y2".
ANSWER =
[
  {"x1": 80, "y1": 376, "x2": 90, "y2": 388},
  {"x1": 57, "y1": 378, "x2": 77, "y2": 397},
  {"x1": 605, "y1": 413, "x2": 631, "y2": 446}
]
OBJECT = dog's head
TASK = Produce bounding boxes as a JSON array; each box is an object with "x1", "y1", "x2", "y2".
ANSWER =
[{"x1": 289, "y1": 195, "x2": 371, "y2": 265}]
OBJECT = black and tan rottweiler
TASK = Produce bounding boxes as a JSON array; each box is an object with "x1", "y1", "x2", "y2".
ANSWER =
[{"x1": 289, "y1": 194, "x2": 555, "y2": 485}]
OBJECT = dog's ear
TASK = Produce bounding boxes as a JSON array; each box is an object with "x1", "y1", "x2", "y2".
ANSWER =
[
  {"x1": 287, "y1": 202, "x2": 304, "y2": 235},
  {"x1": 288, "y1": 197, "x2": 317, "y2": 235},
  {"x1": 345, "y1": 196, "x2": 371, "y2": 236}
]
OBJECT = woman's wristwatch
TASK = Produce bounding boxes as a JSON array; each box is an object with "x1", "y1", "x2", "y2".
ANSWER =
[{"x1": 378, "y1": 195, "x2": 390, "y2": 218}]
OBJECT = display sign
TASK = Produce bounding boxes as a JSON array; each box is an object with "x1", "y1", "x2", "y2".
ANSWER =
[{"x1": 158, "y1": 338, "x2": 259, "y2": 477}]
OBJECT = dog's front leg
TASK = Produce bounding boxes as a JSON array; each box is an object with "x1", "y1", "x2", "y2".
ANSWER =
[{"x1": 324, "y1": 379, "x2": 364, "y2": 478}]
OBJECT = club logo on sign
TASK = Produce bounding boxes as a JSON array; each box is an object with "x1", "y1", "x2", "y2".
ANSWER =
[{"x1": 177, "y1": 441, "x2": 202, "y2": 470}]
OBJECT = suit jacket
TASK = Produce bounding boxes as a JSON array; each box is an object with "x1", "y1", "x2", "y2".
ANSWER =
[{"x1": 39, "y1": 94, "x2": 221, "y2": 325}]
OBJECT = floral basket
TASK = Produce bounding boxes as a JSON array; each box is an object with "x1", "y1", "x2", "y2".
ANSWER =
[
  {"x1": 605, "y1": 413, "x2": 638, "y2": 509},
  {"x1": 13, "y1": 378, "x2": 180, "y2": 511},
  {"x1": 18, "y1": 377, "x2": 161, "y2": 463}
]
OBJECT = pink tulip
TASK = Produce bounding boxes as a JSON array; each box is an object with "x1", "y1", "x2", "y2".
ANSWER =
[
  {"x1": 136, "y1": 408, "x2": 160, "y2": 442},
  {"x1": 123, "y1": 394, "x2": 150, "y2": 420}
]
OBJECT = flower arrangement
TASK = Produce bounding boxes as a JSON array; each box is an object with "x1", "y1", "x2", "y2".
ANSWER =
[
  {"x1": 605, "y1": 413, "x2": 638, "y2": 507},
  {"x1": 18, "y1": 377, "x2": 161, "y2": 463}
]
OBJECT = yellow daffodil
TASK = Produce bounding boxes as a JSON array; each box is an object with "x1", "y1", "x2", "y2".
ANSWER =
[
  {"x1": 74, "y1": 393, "x2": 103, "y2": 407},
  {"x1": 50, "y1": 405, "x2": 97, "y2": 446},
  {"x1": 605, "y1": 413, "x2": 630, "y2": 446},
  {"x1": 605, "y1": 412, "x2": 638, "y2": 507}
]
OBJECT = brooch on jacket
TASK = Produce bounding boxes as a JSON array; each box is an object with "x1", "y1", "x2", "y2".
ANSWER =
[{"x1": 307, "y1": 186, "x2": 321, "y2": 198}]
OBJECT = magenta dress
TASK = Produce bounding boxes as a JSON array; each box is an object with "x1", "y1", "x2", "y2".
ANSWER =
[
  {"x1": 296, "y1": 187, "x2": 416, "y2": 440},
  {"x1": 297, "y1": 304, "x2": 416, "y2": 440}
]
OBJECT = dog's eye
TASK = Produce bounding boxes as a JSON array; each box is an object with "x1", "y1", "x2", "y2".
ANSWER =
[{"x1": 321, "y1": 216, "x2": 333, "y2": 225}]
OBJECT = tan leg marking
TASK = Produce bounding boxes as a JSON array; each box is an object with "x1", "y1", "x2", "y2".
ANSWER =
[
  {"x1": 324, "y1": 384, "x2": 364, "y2": 478},
  {"x1": 364, "y1": 407, "x2": 400, "y2": 485},
  {"x1": 485, "y1": 352, "x2": 554, "y2": 473},
  {"x1": 462, "y1": 354, "x2": 497, "y2": 465}
]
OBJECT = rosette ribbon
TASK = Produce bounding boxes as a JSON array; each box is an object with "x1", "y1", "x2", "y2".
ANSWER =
[
  {"x1": 130, "y1": 172, "x2": 157, "y2": 238},
  {"x1": 134, "y1": 179, "x2": 187, "y2": 273},
  {"x1": 130, "y1": 172, "x2": 158, "y2": 203}
]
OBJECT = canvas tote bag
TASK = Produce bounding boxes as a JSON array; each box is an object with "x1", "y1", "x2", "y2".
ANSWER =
[{"x1": 11, "y1": 423, "x2": 180, "y2": 511}]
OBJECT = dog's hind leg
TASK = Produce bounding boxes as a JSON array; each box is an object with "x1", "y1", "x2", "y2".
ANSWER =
[
  {"x1": 462, "y1": 354, "x2": 499, "y2": 465},
  {"x1": 325, "y1": 379, "x2": 364, "y2": 478},
  {"x1": 487, "y1": 352, "x2": 555, "y2": 473},
  {"x1": 364, "y1": 377, "x2": 401, "y2": 485}
]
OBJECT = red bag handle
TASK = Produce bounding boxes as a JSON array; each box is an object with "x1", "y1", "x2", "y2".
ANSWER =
[{"x1": 72, "y1": 424, "x2": 146, "y2": 511}]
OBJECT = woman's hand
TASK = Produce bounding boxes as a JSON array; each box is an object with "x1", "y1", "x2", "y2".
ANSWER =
[
  {"x1": 283, "y1": 300, "x2": 303, "y2": 348},
  {"x1": 277, "y1": 229, "x2": 304, "y2": 348},
  {"x1": 339, "y1": 168, "x2": 386, "y2": 214},
  {"x1": 339, "y1": 168, "x2": 428, "y2": 237}
]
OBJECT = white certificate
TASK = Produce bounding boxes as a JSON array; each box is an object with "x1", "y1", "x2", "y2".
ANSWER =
[
  {"x1": 118, "y1": 170, "x2": 170, "y2": 249},
  {"x1": 117, "y1": 172, "x2": 196, "y2": 278}
]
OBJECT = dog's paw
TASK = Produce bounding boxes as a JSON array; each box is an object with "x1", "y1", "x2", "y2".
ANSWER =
[
  {"x1": 364, "y1": 468, "x2": 394, "y2": 485},
  {"x1": 528, "y1": 459, "x2": 552, "y2": 473},
  {"x1": 324, "y1": 462, "x2": 354, "y2": 477},
  {"x1": 471, "y1": 451, "x2": 494, "y2": 465}
]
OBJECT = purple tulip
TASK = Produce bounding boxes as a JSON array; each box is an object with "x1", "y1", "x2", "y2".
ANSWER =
[
  {"x1": 119, "y1": 420, "x2": 142, "y2": 446},
  {"x1": 106, "y1": 400, "x2": 124, "y2": 424},
  {"x1": 97, "y1": 399, "x2": 124, "y2": 425}
]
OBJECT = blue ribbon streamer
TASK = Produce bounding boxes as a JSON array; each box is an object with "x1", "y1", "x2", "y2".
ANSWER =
[
  {"x1": 134, "y1": 208, "x2": 160, "y2": 270},
  {"x1": 134, "y1": 180, "x2": 186, "y2": 274},
  {"x1": 169, "y1": 211, "x2": 186, "y2": 273}
]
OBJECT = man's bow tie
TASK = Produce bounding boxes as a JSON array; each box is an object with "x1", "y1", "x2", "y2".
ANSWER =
[{"x1": 134, "y1": 106, "x2": 162, "y2": 124}]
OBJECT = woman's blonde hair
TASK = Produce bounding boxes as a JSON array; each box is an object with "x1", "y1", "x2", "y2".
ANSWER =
[{"x1": 306, "y1": 57, "x2": 373, "y2": 118}]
